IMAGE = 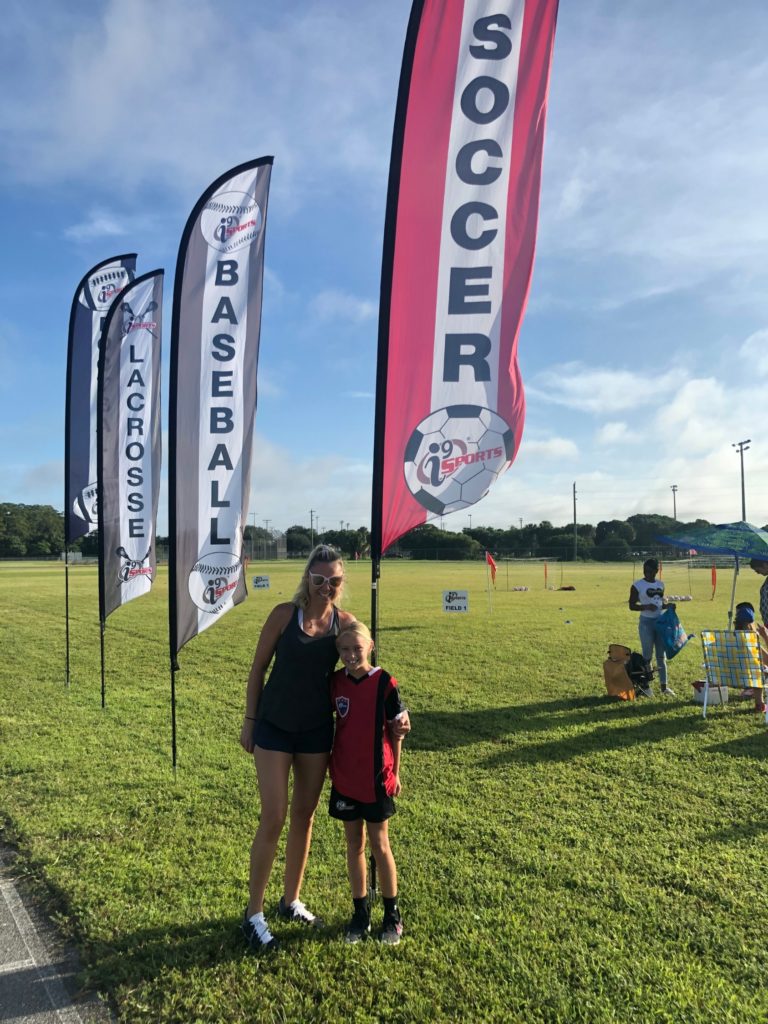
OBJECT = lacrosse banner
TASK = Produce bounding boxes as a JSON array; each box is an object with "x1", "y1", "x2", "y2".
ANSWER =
[
  {"x1": 97, "y1": 270, "x2": 163, "y2": 620},
  {"x1": 65, "y1": 254, "x2": 137, "y2": 544},
  {"x1": 169, "y1": 157, "x2": 272, "y2": 663},
  {"x1": 372, "y1": 0, "x2": 559, "y2": 555}
]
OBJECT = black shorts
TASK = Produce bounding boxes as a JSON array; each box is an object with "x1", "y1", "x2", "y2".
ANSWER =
[
  {"x1": 328, "y1": 785, "x2": 395, "y2": 823},
  {"x1": 253, "y1": 718, "x2": 333, "y2": 755}
]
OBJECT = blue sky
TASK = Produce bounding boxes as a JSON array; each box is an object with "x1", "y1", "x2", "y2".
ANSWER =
[{"x1": 2, "y1": 0, "x2": 768, "y2": 536}]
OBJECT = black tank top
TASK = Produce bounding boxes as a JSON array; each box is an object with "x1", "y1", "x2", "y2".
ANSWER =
[{"x1": 258, "y1": 605, "x2": 340, "y2": 731}]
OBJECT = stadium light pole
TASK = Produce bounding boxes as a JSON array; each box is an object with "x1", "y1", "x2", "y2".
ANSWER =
[
  {"x1": 732, "y1": 439, "x2": 751, "y2": 521},
  {"x1": 263, "y1": 519, "x2": 271, "y2": 560},
  {"x1": 309, "y1": 509, "x2": 315, "y2": 550},
  {"x1": 670, "y1": 485, "x2": 677, "y2": 521}
]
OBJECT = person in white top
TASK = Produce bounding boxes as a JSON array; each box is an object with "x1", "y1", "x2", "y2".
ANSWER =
[{"x1": 628, "y1": 558, "x2": 675, "y2": 697}]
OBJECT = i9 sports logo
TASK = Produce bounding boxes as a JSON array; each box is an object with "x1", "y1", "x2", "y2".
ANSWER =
[
  {"x1": 200, "y1": 190, "x2": 263, "y2": 254},
  {"x1": 188, "y1": 551, "x2": 243, "y2": 614},
  {"x1": 403, "y1": 405, "x2": 515, "y2": 516}
]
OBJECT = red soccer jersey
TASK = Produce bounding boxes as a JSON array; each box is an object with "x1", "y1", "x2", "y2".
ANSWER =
[{"x1": 329, "y1": 667, "x2": 404, "y2": 804}]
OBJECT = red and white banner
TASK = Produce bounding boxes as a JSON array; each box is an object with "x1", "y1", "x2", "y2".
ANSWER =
[
  {"x1": 372, "y1": 0, "x2": 559, "y2": 555},
  {"x1": 97, "y1": 271, "x2": 164, "y2": 619},
  {"x1": 169, "y1": 158, "x2": 272, "y2": 661}
]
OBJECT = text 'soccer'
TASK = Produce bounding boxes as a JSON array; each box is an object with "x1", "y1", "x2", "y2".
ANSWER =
[{"x1": 372, "y1": 0, "x2": 560, "y2": 555}]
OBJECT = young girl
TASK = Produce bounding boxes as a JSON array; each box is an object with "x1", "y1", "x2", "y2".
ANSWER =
[{"x1": 329, "y1": 622, "x2": 407, "y2": 945}]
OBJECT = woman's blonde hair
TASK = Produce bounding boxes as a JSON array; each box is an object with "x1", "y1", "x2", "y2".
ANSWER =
[
  {"x1": 336, "y1": 620, "x2": 373, "y2": 649},
  {"x1": 292, "y1": 544, "x2": 346, "y2": 609}
]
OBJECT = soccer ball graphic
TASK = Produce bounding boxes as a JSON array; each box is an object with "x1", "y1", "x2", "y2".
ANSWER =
[{"x1": 403, "y1": 405, "x2": 516, "y2": 516}]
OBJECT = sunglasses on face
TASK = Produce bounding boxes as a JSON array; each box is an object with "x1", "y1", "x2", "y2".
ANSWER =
[{"x1": 308, "y1": 572, "x2": 343, "y2": 588}]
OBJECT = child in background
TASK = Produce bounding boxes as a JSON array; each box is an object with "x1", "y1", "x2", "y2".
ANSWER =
[
  {"x1": 329, "y1": 622, "x2": 407, "y2": 945},
  {"x1": 734, "y1": 602, "x2": 768, "y2": 713}
]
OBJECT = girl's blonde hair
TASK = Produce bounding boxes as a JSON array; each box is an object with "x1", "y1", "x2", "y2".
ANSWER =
[
  {"x1": 336, "y1": 620, "x2": 373, "y2": 649},
  {"x1": 292, "y1": 544, "x2": 346, "y2": 609}
]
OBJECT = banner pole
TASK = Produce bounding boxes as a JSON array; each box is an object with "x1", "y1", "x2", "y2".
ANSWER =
[
  {"x1": 64, "y1": 548, "x2": 71, "y2": 688},
  {"x1": 727, "y1": 556, "x2": 739, "y2": 629},
  {"x1": 99, "y1": 618, "x2": 106, "y2": 709},
  {"x1": 170, "y1": 663, "x2": 178, "y2": 773},
  {"x1": 370, "y1": 558, "x2": 380, "y2": 659}
]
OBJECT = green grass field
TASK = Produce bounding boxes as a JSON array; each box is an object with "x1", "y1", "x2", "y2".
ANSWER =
[{"x1": 1, "y1": 559, "x2": 767, "y2": 1023}]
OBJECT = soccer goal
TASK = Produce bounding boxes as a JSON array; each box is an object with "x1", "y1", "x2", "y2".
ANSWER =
[
  {"x1": 652, "y1": 556, "x2": 721, "y2": 602},
  {"x1": 496, "y1": 556, "x2": 559, "y2": 591}
]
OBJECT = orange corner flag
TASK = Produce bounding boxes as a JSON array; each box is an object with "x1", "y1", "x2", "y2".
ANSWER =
[{"x1": 485, "y1": 551, "x2": 497, "y2": 585}]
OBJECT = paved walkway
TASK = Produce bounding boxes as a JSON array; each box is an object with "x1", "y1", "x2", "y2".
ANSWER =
[{"x1": 0, "y1": 845, "x2": 112, "y2": 1024}]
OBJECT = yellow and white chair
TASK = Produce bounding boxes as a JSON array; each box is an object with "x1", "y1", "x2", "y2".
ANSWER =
[{"x1": 699, "y1": 630, "x2": 767, "y2": 723}]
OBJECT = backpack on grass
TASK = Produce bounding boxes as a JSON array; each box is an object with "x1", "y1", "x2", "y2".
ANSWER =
[
  {"x1": 626, "y1": 651, "x2": 654, "y2": 690},
  {"x1": 603, "y1": 644, "x2": 654, "y2": 700}
]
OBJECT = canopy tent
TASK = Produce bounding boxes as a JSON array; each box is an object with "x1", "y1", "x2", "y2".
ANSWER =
[{"x1": 656, "y1": 521, "x2": 768, "y2": 627}]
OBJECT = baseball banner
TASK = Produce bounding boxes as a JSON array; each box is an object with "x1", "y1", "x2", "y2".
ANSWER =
[
  {"x1": 169, "y1": 158, "x2": 272, "y2": 664},
  {"x1": 65, "y1": 254, "x2": 137, "y2": 544},
  {"x1": 371, "y1": 0, "x2": 559, "y2": 556},
  {"x1": 97, "y1": 270, "x2": 164, "y2": 620}
]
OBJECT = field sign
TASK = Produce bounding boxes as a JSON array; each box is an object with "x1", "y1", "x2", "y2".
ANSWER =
[
  {"x1": 252, "y1": 575, "x2": 270, "y2": 589},
  {"x1": 443, "y1": 590, "x2": 468, "y2": 613}
]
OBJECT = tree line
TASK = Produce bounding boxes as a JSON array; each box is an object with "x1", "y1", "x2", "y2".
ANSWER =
[{"x1": 6, "y1": 503, "x2": 763, "y2": 562}]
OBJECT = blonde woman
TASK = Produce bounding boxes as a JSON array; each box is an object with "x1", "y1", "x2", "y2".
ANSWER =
[{"x1": 239, "y1": 544, "x2": 409, "y2": 950}]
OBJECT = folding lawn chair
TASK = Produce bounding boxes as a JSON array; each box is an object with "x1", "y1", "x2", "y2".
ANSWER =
[{"x1": 699, "y1": 630, "x2": 767, "y2": 723}]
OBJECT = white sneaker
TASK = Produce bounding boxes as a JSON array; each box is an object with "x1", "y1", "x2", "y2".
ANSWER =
[
  {"x1": 637, "y1": 685, "x2": 653, "y2": 698},
  {"x1": 660, "y1": 685, "x2": 676, "y2": 697},
  {"x1": 242, "y1": 909, "x2": 279, "y2": 951},
  {"x1": 277, "y1": 896, "x2": 324, "y2": 928}
]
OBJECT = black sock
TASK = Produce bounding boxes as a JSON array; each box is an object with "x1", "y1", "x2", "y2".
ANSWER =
[
  {"x1": 353, "y1": 897, "x2": 369, "y2": 919},
  {"x1": 383, "y1": 896, "x2": 399, "y2": 919}
]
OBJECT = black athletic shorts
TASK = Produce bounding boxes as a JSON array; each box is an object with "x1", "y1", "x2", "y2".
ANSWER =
[
  {"x1": 328, "y1": 784, "x2": 395, "y2": 823},
  {"x1": 253, "y1": 718, "x2": 333, "y2": 755}
]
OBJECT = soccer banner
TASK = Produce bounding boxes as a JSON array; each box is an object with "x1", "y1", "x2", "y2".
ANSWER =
[
  {"x1": 97, "y1": 270, "x2": 163, "y2": 619},
  {"x1": 65, "y1": 254, "x2": 137, "y2": 544},
  {"x1": 169, "y1": 158, "x2": 272, "y2": 662},
  {"x1": 372, "y1": 0, "x2": 559, "y2": 555}
]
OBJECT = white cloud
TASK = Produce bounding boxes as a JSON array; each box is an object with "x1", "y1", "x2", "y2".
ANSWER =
[
  {"x1": 538, "y1": 2, "x2": 768, "y2": 304},
  {"x1": 528, "y1": 363, "x2": 680, "y2": 414},
  {"x1": 596, "y1": 422, "x2": 630, "y2": 445},
  {"x1": 248, "y1": 435, "x2": 372, "y2": 530},
  {"x1": 0, "y1": 0, "x2": 406, "y2": 209},
  {"x1": 738, "y1": 328, "x2": 768, "y2": 372},
  {"x1": 64, "y1": 209, "x2": 126, "y2": 241},
  {"x1": 309, "y1": 289, "x2": 377, "y2": 323},
  {"x1": 519, "y1": 437, "x2": 578, "y2": 460}
]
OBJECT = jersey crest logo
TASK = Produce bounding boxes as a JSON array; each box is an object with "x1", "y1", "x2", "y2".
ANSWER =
[{"x1": 335, "y1": 696, "x2": 350, "y2": 718}]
